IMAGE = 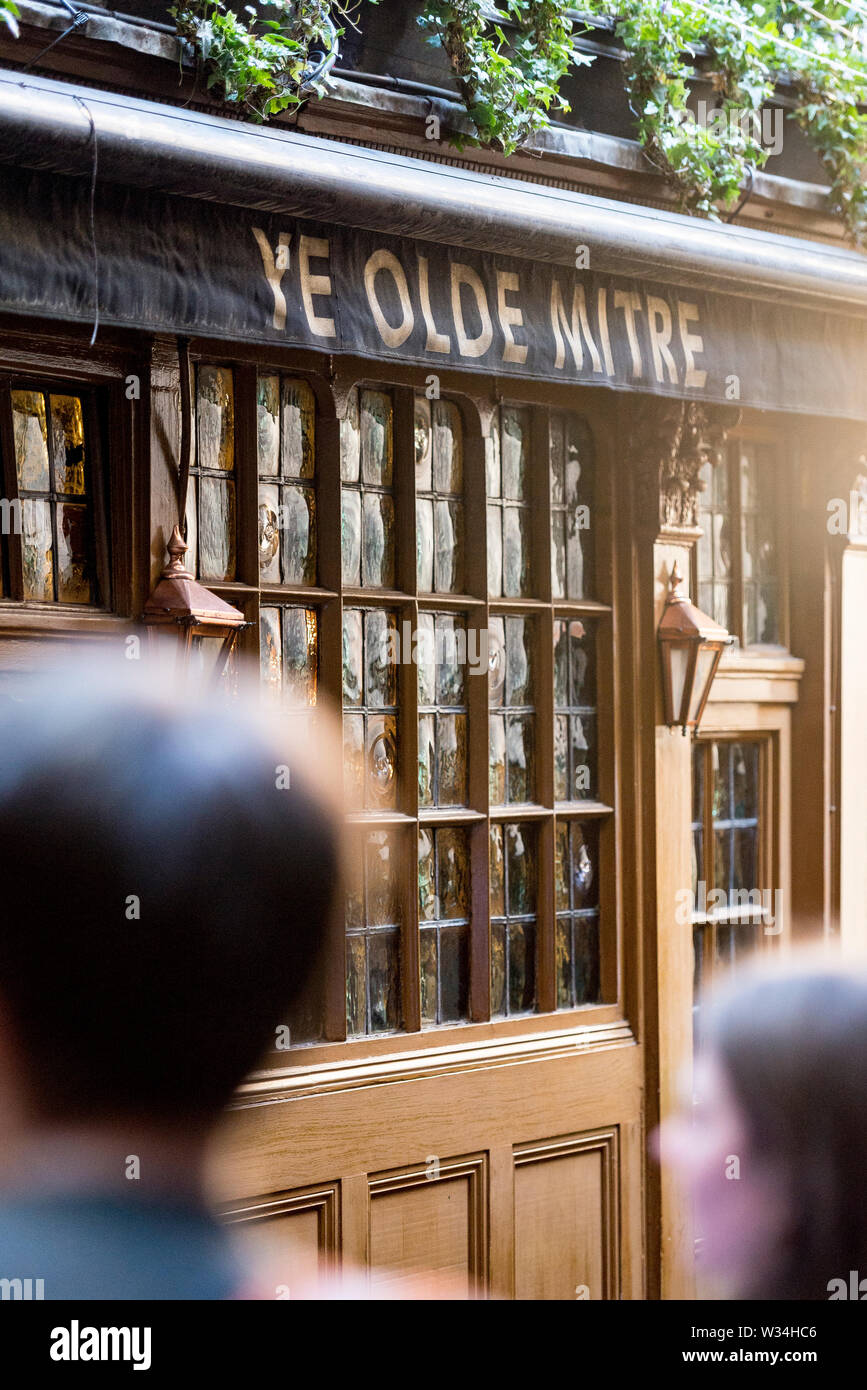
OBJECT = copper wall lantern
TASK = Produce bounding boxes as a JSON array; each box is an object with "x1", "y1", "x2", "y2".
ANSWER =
[
  {"x1": 142, "y1": 524, "x2": 247, "y2": 683},
  {"x1": 658, "y1": 561, "x2": 733, "y2": 734}
]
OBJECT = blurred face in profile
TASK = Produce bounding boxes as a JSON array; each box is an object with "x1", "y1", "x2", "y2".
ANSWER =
[{"x1": 656, "y1": 1050, "x2": 788, "y2": 1294}]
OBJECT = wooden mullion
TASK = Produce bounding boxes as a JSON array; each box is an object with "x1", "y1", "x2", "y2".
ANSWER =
[
  {"x1": 0, "y1": 379, "x2": 23, "y2": 601},
  {"x1": 85, "y1": 386, "x2": 113, "y2": 613},
  {"x1": 234, "y1": 362, "x2": 259, "y2": 591},
  {"x1": 731, "y1": 441, "x2": 746, "y2": 646},
  {"x1": 393, "y1": 386, "x2": 421, "y2": 1034},
  {"x1": 463, "y1": 400, "x2": 491, "y2": 1022},
  {"x1": 319, "y1": 390, "x2": 347, "y2": 1041},
  {"x1": 534, "y1": 409, "x2": 556, "y2": 1012},
  {"x1": 702, "y1": 740, "x2": 716, "y2": 988}
]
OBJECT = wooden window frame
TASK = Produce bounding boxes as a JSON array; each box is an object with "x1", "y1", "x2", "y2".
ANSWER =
[
  {"x1": 180, "y1": 344, "x2": 622, "y2": 1064},
  {"x1": 0, "y1": 322, "x2": 145, "y2": 627}
]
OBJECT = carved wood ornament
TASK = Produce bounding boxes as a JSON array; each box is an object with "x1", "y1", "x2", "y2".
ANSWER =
[{"x1": 630, "y1": 398, "x2": 740, "y2": 534}]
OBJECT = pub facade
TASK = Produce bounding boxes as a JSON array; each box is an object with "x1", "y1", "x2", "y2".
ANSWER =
[{"x1": 0, "y1": 0, "x2": 865, "y2": 1299}]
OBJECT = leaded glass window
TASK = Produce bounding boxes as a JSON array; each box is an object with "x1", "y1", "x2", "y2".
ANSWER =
[
  {"x1": 189, "y1": 365, "x2": 236, "y2": 582},
  {"x1": 554, "y1": 618, "x2": 597, "y2": 802},
  {"x1": 555, "y1": 822, "x2": 601, "y2": 1009},
  {"x1": 490, "y1": 822, "x2": 537, "y2": 1017},
  {"x1": 418, "y1": 826, "x2": 470, "y2": 1025},
  {"x1": 341, "y1": 388, "x2": 395, "y2": 588},
  {"x1": 487, "y1": 404, "x2": 532, "y2": 598},
  {"x1": 691, "y1": 738, "x2": 776, "y2": 1014},
  {"x1": 10, "y1": 388, "x2": 97, "y2": 604},
  {"x1": 418, "y1": 612, "x2": 469, "y2": 808},
  {"x1": 343, "y1": 607, "x2": 398, "y2": 812},
  {"x1": 257, "y1": 376, "x2": 317, "y2": 586},
  {"x1": 415, "y1": 395, "x2": 465, "y2": 593},
  {"x1": 489, "y1": 615, "x2": 536, "y2": 805},
  {"x1": 346, "y1": 829, "x2": 403, "y2": 1036},
  {"x1": 697, "y1": 437, "x2": 783, "y2": 648},
  {"x1": 236, "y1": 373, "x2": 614, "y2": 1049},
  {"x1": 550, "y1": 411, "x2": 594, "y2": 600}
]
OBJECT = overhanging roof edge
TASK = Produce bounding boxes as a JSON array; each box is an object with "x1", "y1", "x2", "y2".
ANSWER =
[{"x1": 0, "y1": 67, "x2": 866, "y2": 316}]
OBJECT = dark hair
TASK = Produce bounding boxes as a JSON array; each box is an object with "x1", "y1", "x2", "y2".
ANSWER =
[
  {"x1": 0, "y1": 659, "x2": 339, "y2": 1124},
  {"x1": 704, "y1": 965, "x2": 867, "y2": 1300}
]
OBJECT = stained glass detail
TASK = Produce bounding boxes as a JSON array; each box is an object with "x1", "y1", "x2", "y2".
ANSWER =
[
  {"x1": 346, "y1": 829, "x2": 403, "y2": 1035},
  {"x1": 489, "y1": 616, "x2": 535, "y2": 805},
  {"x1": 342, "y1": 608, "x2": 398, "y2": 810},
  {"x1": 192, "y1": 366, "x2": 236, "y2": 582},
  {"x1": 257, "y1": 376, "x2": 316, "y2": 586},
  {"x1": 490, "y1": 822, "x2": 537, "y2": 1017},
  {"x1": 418, "y1": 826, "x2": 470, "y2": 1024},
  {"x1": 554, "y1": 821, "x2": 601, "y2": 1008},
  {"x1": 550, "y1": 412, "x2": 594, "y2": 599},
  {"x1": 342, "y1": 388, "x2": 395, "y2": 587},
  {"x1": 553, "y1": 619, "x2": 597, "y2": 801},
  {"x1": 12, "y1": 389, "x2": 96, "y2": 604},
  {"x1": 487, "y1": 405, "x2": 532, "y2": 597}
]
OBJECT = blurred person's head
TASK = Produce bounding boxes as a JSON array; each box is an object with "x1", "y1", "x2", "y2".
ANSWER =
[
  {"x1": 0, "y1": 651, "x2": 340, "y2": 1180},
  {"x1": 660, "y1": 957, "x2": 867, "y2": 1299}
]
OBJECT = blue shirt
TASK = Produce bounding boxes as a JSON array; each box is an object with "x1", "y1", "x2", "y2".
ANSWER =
[{"x1": 0, "y1": 1192, "x2": 243, "y2": 1300}]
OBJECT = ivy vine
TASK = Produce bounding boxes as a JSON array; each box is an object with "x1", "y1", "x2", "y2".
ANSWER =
[
  {"x1": 170, "y1": 0, "x2": 365, "y2": 121},
  {"x1": 0, "y1": 1, "x2": 19, "y2": 38},
  {"x1": 583, "y1": 0, "x2": 867, "y2": 240},
  {"x1": 121, "y1": 0, "x2": 867, "y2": 243},
  {"x1": 416, "y1": 2, "x2": 591, "y2": 153},
  {"x1": 420, "y1": 0, "x2": 867, "y2": 242}
]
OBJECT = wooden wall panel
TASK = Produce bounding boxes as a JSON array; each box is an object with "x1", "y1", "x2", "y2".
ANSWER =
[
  {"x1": 513, "y1": 1129, "x2": 618, "y2": 1301},
  {"x1": 368, "y1": 1155, "x2": 488, "y2": 1299},
  {"x1": 223, "y1": 1184, "x2": 340, "y2": 1295}
]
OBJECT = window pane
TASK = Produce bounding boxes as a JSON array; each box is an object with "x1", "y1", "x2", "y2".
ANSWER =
[
  {"x1": 343, "y1": 608, "x2": 398, "y2": 811},
  {"x1": 258, "y1": 377, "x2": 317, "y2": 587},
  {"x1": 488, "y1": 406, "x2": 532, "y2": 597},
  {"x1": 342, "y1": 389, "x2": 395, "y2": 589},
  {"x1": 554, "y1": 821, "x2": 601, "y2": 1009},
  {"x1": 194, "y1": 367, "x2": 236, "y2": 582},
  {"x1": 197, "y1": 365, "x2": 234, "y2": 472},
  {"x1": 740, "y1": 444, "x2": 779, "y2": 644},
  {"x1": 50, "y1": 395, "x2": 86, "y2": 495},
  {"x1": 418, "y1": 612, "x2": 469, "y2": 808},
  {"x1": 490, "y1": 822, "x2": 537, "y2": 1017},
  {"x1": 259, "y1": 607, "x2": 318, "y2": 716},
  {"x1": 696, "y1": 457, "x2": 734, "y2": 636},
  {"x1": 551, "y1": 413, "x2": 594, "y2": 599},
  {"x1": 554, "y1": 619, "x2": 597, "y2": 801},
  {"x1": 346, "y1": 829, "x2": 403, "y2": 1036},
  {"x1": 489, "y1": 617, "x2": 536, "y2": 805},
  {"x1": 12, "y1": 390, "x2": 49, "y2": 490},
  {"x1": 21, "y1": 497, "x2": 53, "y2": 600},
  {"x1": 417, "y1": 826, "x2": 470, "y2": 1025},
  {"x1": 416, "y1": 395, "x2": 466, "y2": 594},
  {"x1": 12, "y1": 388, "x2": 97, "y2": 605}
]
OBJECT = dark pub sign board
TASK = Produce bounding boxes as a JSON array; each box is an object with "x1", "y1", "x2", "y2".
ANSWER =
[{"x1": 1, "y1": 168, "x2": 866, "y2": 420}]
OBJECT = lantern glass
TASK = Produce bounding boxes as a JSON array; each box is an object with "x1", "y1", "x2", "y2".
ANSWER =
[
  {"x1": 688, "y1": 646, "x2": 719, "y2": 725},
  {"x1": 668, "y1": 643, "x2": 691, "y2": 727}
]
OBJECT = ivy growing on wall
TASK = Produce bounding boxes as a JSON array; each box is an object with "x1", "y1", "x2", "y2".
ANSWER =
[
  {"x1": 163, "y1": 0, "x2": 867, "y2": 242},
  {"x1": 169, "y1": 0, "x2": 364, "y2": 121},
  {"x1": 1, "y1": 2, "x2": 19, "y2": 38},
  {"x1": 417, "y1": 2, "x2": 592, "y2": 153}
]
